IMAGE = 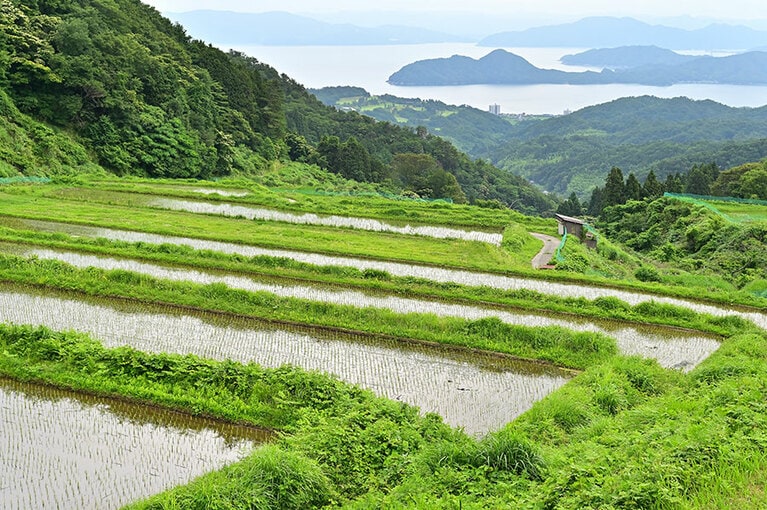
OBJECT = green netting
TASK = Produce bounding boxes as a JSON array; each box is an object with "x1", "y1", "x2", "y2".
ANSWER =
[
  {"x1": 0, "y1": 176, "x2": 51, "y2": 185},
  {"x1": 555, "y1": 232, "x2": 567, "y2": 262},
  {"x1": 584, "y1": 223, "x2": 600, "y2": 240},
  {"x1": 664, "y1": 192, "x2": 767, "y2": 207},
  {"x1": 664, "y1": 193, "x2": 746, "y2": 223}
]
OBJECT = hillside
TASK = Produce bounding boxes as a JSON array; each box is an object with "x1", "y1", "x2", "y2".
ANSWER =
[
  {"x1": 484, "y1": 97, "x2": 767, "y2": 197},
  {"x1": 0, "y1": 0, "x2": 554, "y2": 214},
  {"x1": 309, "y1": 86, "x2": 521, "y2": 155},
  {"x1": 388, "y1": 49, "x2": 767, "y2": 86},
  {"x1": 309, "y1": 90, "x2": 767, "y2": 199},
  {"x1": 560, "y1": 45, "x2": 695, "y2": 69}
]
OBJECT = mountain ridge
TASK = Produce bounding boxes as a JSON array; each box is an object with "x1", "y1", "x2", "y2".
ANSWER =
[
  {"x1": 480, "y1": 16, "x2": 767, "y2": 50},
  {"x1": 388, "y1": 49, "x2": 767, "y2": 86},
  {"x1": 165, "y1": 10, "x2": 470, "y2": 45}
]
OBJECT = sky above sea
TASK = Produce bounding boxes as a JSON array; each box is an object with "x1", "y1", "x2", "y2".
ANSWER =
[{"x1": 143, "y1": 0, "x2": 767, "y2": 31}]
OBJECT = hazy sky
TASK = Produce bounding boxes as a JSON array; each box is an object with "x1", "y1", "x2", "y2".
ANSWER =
[{"x1": 143, "y1": 0, "x2": 767, "y2": 24}]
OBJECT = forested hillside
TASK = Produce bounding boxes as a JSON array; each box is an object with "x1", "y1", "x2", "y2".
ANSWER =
[
  {"x1": 309, "y1": 89, "x2": 767, "y2": 200},
  {"x1": 485, "y1": 97, "x2": 767, "y2": 197},
  {"x1": 0, "y1": 0, "x2": 555, "y2": 214},
  {"x1": 309, "y1": 86, "x2": 520, "y2": 155}
]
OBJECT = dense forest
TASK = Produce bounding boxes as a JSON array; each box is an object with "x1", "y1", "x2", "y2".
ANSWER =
[
  {"x1": 312, "y1": 90, "x2": 767, "y2": 200},
  {"x1": 557, "y1": 160, "x2": 767, "y2": 288},
  {"x1": 0, "y1": 0, "x2": 555, "y2": 214}
]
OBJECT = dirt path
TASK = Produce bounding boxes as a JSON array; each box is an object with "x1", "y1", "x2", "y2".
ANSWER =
[{"x1": 530, "y1": 233, "x2": 560, "y2": 269}]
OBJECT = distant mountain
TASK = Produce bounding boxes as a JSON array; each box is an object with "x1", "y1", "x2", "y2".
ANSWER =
[
  {"x1": 479, "y1": 17, "x2": 767, "y2": 50},
  {"x1": 388, "y1": 49, "x2": 604, "y2": 86},
  {"x1": 388, "y1": 49, "x2": 767, "y2": 86},
  {"x1": 561, "y1": 46, "x2": 695, "y2": 69},
  {"x1": 614, "y1": 51, "x2": 767, "y2": 85},
  {"x1": 166, "y1": 10, "x2": 469, "y2": 45}
]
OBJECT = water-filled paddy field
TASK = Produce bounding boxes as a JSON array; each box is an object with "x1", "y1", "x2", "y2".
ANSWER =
[
  {"x1": 9, "y1": 244, "x2": 722, "y2": 371},
  {"x1": 0, "y1": 377, "x2": 266, "y2": 509},
  {"x1": 1, "y1": 185, "x2": 764, "y2": 507},
  {"x1": 10, "y1": 218, "x2": 766, "y2": 330},
  {"x1": 0, "y1": 284, "x2": 573, "y2": 435},
  {"x1": 149, "y1": 197, "x2": 504, "y2": 245}
]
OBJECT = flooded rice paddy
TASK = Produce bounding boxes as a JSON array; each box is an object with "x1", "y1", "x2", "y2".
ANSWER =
[
  {"x1": 0, "y1": 377, "x2": 266, "y2": 509},
  {"x1": 0, "y1": 285, "x2": 571, "y2": 436},
  {"x1": 17, "y1": 246, "x2": 722, "y2": 371},
  {"x1": 148, "y1": 197, "x2": 504, "y2": 245},
  {"x1": 13, "y1": 218, "x2": 764, "y2": 331}
]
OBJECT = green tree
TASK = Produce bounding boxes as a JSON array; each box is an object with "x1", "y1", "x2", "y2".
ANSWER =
[
  {"x1": 587, "y1": 186, "x2": 604, "y2": 216},
  {"x1": 427, "y1": 167, "x2": 467, "y2": 203},
  {"x1": 664, "y1": 173, "x2": 683, "y2": 193},
  {"x1": 741, "y1": 167, "x2": 767, "y2": 199},
  {"x1": 642, "y1": 169, "x2": 664, "y2": 199},
  {"x1": 625, "y1": 172, "x2": 643, "y2": 201},
  {"x1": 557, "y1": 192, "x2": 583, "y2": 216},
  {"x1": 603, "y1": 167, "x2": 626, "y2": 208},
  {"x1": 685, "y1": 163, "x2": 719, "y2": 195}
]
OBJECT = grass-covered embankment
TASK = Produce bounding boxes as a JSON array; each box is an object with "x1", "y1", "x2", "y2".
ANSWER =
[
  {"x1": 341, "y1": 331, "x2": 767, "y2": 508},
  {"x1": 0, "y1": 226, "x2": 751, "y2": 337},
  {"x1": 0, "y1": 189, "x2": 523, "y2": 271},
  {"x1": 0, "y1": 323, "x2": 546, "y2": 508},
  {"x1": 3, "y1": 183, "x2": 765, "y2": 310},
  {"x1": 3, "y1": 323, "x2": 766, "y2": 508},
  {"x1": 82, "y1": 176, "x2": 551, "y2": 230},
  {"x1": 0, "y1": 254, "x2": 616, "y2": 369}
]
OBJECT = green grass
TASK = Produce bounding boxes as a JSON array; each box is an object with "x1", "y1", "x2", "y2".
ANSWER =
[
  {"x1": 81, "y1": 176, "x2": 544, "y2": 230},
  {"x1": 0, "y1": 227, "x2": 751, "y2": 337},
  {"x1": 3, "y1": 184, "x2": 767, "y2": 310},
  {"x1": 0, "y1": 254, "x2": 618, "y2": 369},
  {"x1": 5, "y1": 321, "x2": 766, "y2": 509},
  {"x1": 0, "y1": 189, "x2": 523, "y2": 272},
  {"x1": 667, "y1": 194, "x2": 767, "y2": 224},
  {"x1": 2, "y1": 178, "x2": 766, "y2": 508}
]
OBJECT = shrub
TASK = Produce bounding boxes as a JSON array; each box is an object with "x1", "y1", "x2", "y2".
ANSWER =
[{"x1": 635, "y1": 266, "x2": 662, "y2": 282}]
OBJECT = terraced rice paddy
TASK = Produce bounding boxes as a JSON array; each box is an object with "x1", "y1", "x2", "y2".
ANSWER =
[
  {"x1": 148, "y1": 197, "x2": 504, "y2": 245},
  {"x1": 13, "y1": 246, "x2": 722, "y2": 371},
  {"x1": 2, "y1": 182, "x2": 765, "y2": 508},
  {"x1": 12, "y1": 218, "x2": 767, "y2": 330},
  {"x1": 0, "y1": 285, "x2": 572, "y2": 435},
  {"x1": 0, "y1": 378, "x2": 266, "y2": 510}
]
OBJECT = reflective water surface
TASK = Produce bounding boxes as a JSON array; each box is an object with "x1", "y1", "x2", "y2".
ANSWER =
[{"x1": 0, "y1": 378, "x2": 266, "y2": 510}]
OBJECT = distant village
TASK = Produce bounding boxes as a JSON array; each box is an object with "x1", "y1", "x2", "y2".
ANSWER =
[{"x1": 488, "y1": 103, "x2": 569, "y2": 120}]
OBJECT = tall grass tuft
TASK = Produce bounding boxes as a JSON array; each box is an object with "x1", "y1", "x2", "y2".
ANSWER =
[{"x1": 475, "y1": 430, "x2": 546, "y2": 480}]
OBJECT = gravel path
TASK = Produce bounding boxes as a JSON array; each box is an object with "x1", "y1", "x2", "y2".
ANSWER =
[{"x1": 530, "y1": 232, "x2": 560, "y2": 269}]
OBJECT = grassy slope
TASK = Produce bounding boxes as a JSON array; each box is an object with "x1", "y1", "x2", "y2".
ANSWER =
[
  {"x1": 0, "y1": 189, "x2": 518, "y2": 271},
  {"x1": 0, "y1": 180, "x2": 766, "y2": 507},
  {"x1": 2, "y1": 182, "x2": 765, "y2": 309}
]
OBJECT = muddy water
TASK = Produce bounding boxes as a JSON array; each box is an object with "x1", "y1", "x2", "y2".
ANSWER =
[
  {"x1": 12, "y1": 218, "x2": 764, "y2": 331},
  {"x1": 17, "y1": 246, "x2": 721, "y2": 371},
  {"x1": 0, "y1": 378, "x2": 266, "y2": 510},
  {"x1": 147, "y1": 197, "x2": 503, "y2": 245},
  {"x1": 0, "y1": 285, "x2": 571, "y2": 436}
]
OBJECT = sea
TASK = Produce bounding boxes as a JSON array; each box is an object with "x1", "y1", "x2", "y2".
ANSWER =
[{"x1": 230, "y1": 43, "x2": 767, "y2": 115}]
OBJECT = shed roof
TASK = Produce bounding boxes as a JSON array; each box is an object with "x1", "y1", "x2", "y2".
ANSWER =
[{"x1": 555, "y1": 213, "x2": 585, "y2": 225}]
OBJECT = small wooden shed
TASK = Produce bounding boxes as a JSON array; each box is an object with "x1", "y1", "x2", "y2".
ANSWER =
[
  {"x1": 555, "y1": 214, "x2": 585, "y2": 238},
  {"x1": 555, "y1": 214, "x2": 597, "y2": 249}
]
